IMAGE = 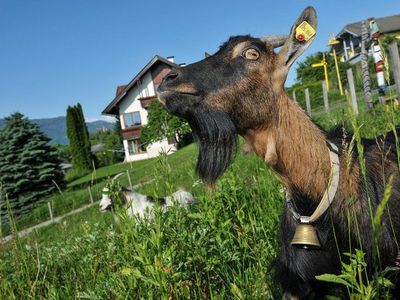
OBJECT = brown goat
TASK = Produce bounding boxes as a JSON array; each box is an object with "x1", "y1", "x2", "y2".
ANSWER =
[{"x1": 158, "y1": 7, "x2": 400, "y2": 299}]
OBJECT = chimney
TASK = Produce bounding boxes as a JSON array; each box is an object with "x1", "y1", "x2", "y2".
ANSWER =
[
  {"x1": 116, "y1": 85, "x2": 127, "y2": 96},
  {"x1": 167, "y1": 56, "x2": 175, "y2": 63}
]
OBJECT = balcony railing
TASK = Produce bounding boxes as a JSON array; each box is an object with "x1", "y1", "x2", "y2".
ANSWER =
[{"x1": 138, "y1": 95, "x2": 158, "y2": 109}]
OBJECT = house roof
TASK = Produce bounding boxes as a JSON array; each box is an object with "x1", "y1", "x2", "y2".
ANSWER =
[
  {"x1": 337, "y1": 14, "x2": 400, "y2": 38},
  {"x1": 102, "y1": 55, "x2": 178, "y2": 116}
]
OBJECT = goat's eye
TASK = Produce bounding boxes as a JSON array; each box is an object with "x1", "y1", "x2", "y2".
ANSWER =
[{"x1": 242, "y1": 48, "x2": 260, "y2": 60}]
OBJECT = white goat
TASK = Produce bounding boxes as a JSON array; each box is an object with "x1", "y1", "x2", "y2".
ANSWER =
[{"x1": 99, "y1": 178, "x2": 195, "y2": 219}]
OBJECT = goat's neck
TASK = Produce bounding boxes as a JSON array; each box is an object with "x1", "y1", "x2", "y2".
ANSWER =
[{"x1": 245, "y1": 95, "x2": 331, "y2": 200}]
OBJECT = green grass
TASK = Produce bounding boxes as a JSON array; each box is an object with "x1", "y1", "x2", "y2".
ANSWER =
[
  {"x1": 68, "y1": 145, "x2": 197, "y2": 188},
  {"x1": 314, "y1": 98, "x2": 400, "y2": 138},
  {"x1": 1, "y1": 99, "x2": 400, "y2": 298}
]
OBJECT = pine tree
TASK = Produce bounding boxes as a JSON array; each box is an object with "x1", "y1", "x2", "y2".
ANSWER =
[
  {"x1": 0, "y1": 113, "x2": 64, "y2": 217},
  {"x1": 66, "y1": 104, "x2": 93, "y2": 171}
]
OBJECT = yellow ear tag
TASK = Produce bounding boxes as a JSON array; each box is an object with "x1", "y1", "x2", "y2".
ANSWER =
[{"x1": 295, "y1": 21, "x2": 316, "y2": 42}]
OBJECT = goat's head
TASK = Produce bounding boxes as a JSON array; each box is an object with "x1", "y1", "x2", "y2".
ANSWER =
[
  {"x1": 167, "y1": 189, "x2": 196, "y2": 206},
  {"x1": 99, "y1": 187, "x2": 114, "y2": 212},
  {"x1": 158, "y1": 7, "x2": 317, "y2": 184},
  {"x1": 99, "y1": 173, "x2": 128, "y2": 212},
  {"x1": 99, "y1": 187, "x2": 130, "y2": 212}
]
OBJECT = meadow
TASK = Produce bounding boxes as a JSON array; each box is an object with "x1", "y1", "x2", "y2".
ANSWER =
[{"x1": 1, "y1": 99, "x2": 400, "y2": 299}]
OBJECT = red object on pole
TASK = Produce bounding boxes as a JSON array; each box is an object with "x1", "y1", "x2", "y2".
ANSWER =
[
  {"x1": 369, "y1": 18, "x2": 386, "y2": 100},
  {"x1": 296, "y1": 34, "x2": 305, "y2": 42}
]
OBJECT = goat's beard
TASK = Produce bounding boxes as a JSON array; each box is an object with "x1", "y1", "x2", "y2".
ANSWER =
[{"x1": 187, "y1": 110, "x2": 237, "y2": 185}]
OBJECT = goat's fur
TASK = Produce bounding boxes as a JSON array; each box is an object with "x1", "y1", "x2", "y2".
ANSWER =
[{"x1": 157, "y1": 6, "x2": 400, "y2": 299}]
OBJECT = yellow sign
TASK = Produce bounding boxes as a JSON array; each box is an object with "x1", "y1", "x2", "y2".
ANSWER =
[
  {"x1": 295, "y1": 21, "x2": 316, "y2": 42},
  {"x1": 311, "y1": 55, "x2": 330, "y2": 91},
  {"x1": 311, "y1": 62, "x2": 327, "y2": 68}
]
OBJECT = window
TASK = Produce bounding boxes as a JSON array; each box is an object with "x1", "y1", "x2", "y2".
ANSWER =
[
  {"x1": 123, "y1": 112, "x2": 141, "y2": 128},
  {"x1": 127, "y1": 139, "x2": 144, "y2": 155}
]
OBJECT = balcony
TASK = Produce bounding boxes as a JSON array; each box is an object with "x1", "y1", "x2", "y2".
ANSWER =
[
  {"x1": 138, "y1": 95, "x2": 158, "y2": 109},
  {"x1": 121, "y1": 125, "x2": 141, "y2": 140}
]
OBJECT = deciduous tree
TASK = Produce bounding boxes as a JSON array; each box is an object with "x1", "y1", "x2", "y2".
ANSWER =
[{"x1": 141, "y1": 100, "x2": 191, "y2": 148}]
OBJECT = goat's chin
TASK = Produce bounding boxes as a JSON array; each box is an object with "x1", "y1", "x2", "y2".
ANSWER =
[
  {"x1": 161, "y1": 93, "x2": 202, "y2": 118},
  {"x1": 99, "y1": 206, "x2": 111, "y2": 212},
  {"x1": 188, "y1": 109, "x2": 238, "y2": 185}
]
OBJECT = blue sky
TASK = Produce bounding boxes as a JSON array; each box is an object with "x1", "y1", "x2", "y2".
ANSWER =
[{"x1": 0, "y1": 1, "x2": 398, "y2": 121}]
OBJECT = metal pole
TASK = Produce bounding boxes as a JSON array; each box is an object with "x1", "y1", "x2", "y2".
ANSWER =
[
  {"x1": 332, "y1": 48, "x2": 344, "y2": 96},
  {"x1": 347, "y1": 68, "x2": 359, "y2": 116},
  {"x1": 322, "y1": 80, "x2": 329, "y2": 112},
  {"x1": 292, "y1": 90, "x2": 297, "y2": 104},
  {"x1": 323, "y1": 55, "x2": 329, "y2": 92},
  {"x1": 343, "y1": 39, "x2": 349, "y2": 60},
  {"x1": 126, "y1": 170, "x2": 133, "y2": 190},
  {"x1": 88, "y1": 186, "x2": 94, "y2": 204},
  {"x1": 305, "y1": 88, "x2": 311, "y2": 116},
  {"x1": 388, "y1": 42, "x2": 400, "y2": 95},
  {"x1": 47, "y1": 202, "x2": 54, "y2": 223}
]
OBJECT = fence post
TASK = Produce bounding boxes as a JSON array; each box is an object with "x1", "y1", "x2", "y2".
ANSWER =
[
  {"x1": 292, "y1": 90, "x2": 297, "y2": 104},
  {"x1": 388, "y1": 42, "x2": 400, "y2": 95},
  {"x1": 322, "y1": 80, "x2": 329, "y2": 113},
  {"x1": 305, "y1": 88, "x2": 311, "y2": 116},
  {"x1": 47, "y1": 202, "x2": 54, "y2": 223},
  {"x1": 346, "y1": 68, "x2": 359, "y2": 116},
  {"x1": 0, "y1": 188, "x2": 2, "y2": 238},
  {"x1": 126, "y1": 170, "x2": 133, "y2": 190},
  {"x1": 88, "y1": 186, "x2": 94, "y2": 204}
]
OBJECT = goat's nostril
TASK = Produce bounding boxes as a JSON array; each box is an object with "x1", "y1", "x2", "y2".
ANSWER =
[{"x1": 165, "y1": 71, "x2": 179, "y2": 82}]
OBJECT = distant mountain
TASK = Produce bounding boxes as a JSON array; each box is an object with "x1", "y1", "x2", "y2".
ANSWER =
[{"x1": 0, "y1": 116, "x2": 115, "y2": 145}]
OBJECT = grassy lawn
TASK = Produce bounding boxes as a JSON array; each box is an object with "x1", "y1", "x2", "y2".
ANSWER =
[{"x1": 1, "y1": 100, "x2": 399, "y2": 298}]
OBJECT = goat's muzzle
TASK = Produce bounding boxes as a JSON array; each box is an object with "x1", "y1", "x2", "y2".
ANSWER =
[{"x1": 157, "y1": 71, "x2": 201, "y2": 118}]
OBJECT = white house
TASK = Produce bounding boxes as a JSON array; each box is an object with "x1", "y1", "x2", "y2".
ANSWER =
[{"x1": 102, "y1": 55, "x2": 179, "y2": 162}]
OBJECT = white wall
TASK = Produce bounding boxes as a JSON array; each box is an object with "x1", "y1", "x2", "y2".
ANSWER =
[
  {"x1": 146, "y1": 139, "x2": 176, "y2": 157},
  {"x1": 123, "y1": 138, "x2": 176, "y2": 162},
  {"x1": 119, "y1": 72, "x2": 155, "y2": 128}
]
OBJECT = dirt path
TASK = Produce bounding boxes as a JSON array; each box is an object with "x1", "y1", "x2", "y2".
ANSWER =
[{"x1": 1, "y1": 202, "x2": 98, "y2": 243}]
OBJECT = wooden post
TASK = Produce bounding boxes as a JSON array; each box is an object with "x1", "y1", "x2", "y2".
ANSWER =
[
  {"x1": 47, "y1": 202, "x2": 54, "y2": 222},
  {"x1": 346, "y1": 68, "x2": 359, "y2": 116},
  {"x1": 292, "y1": 90, "x2": 297, "y2": 104},
  {"x1": 360, "y1": 20, "x2": 373, "y2": 110},
  {"x1": 305, "y1": 88, "x2": 311, "y2": 116},
  {"x1": 126, "y1": 170, "x2": 133, "y2": 190},
  {"x1": 0, "y1": 189, "x2": 2, "y2": 238},
  {"x1": 88, "y1": 186, "x2": 94, "y2": 204},
  {"x1": 388, "y1": 42, "x2": 400, "y2": 95},
  {"x1": 322, "y1": 80, "x2": 329, "y2": 112}
]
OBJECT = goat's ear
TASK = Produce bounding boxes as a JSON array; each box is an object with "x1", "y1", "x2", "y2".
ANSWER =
[{"x1": 278, "y1": 6, "x2": 317, "y2": 71}]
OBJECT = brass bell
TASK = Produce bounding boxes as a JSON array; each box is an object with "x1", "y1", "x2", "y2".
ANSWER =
[{"x1": 291, "y1": 223, "x2": 321, "y2": 249}]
